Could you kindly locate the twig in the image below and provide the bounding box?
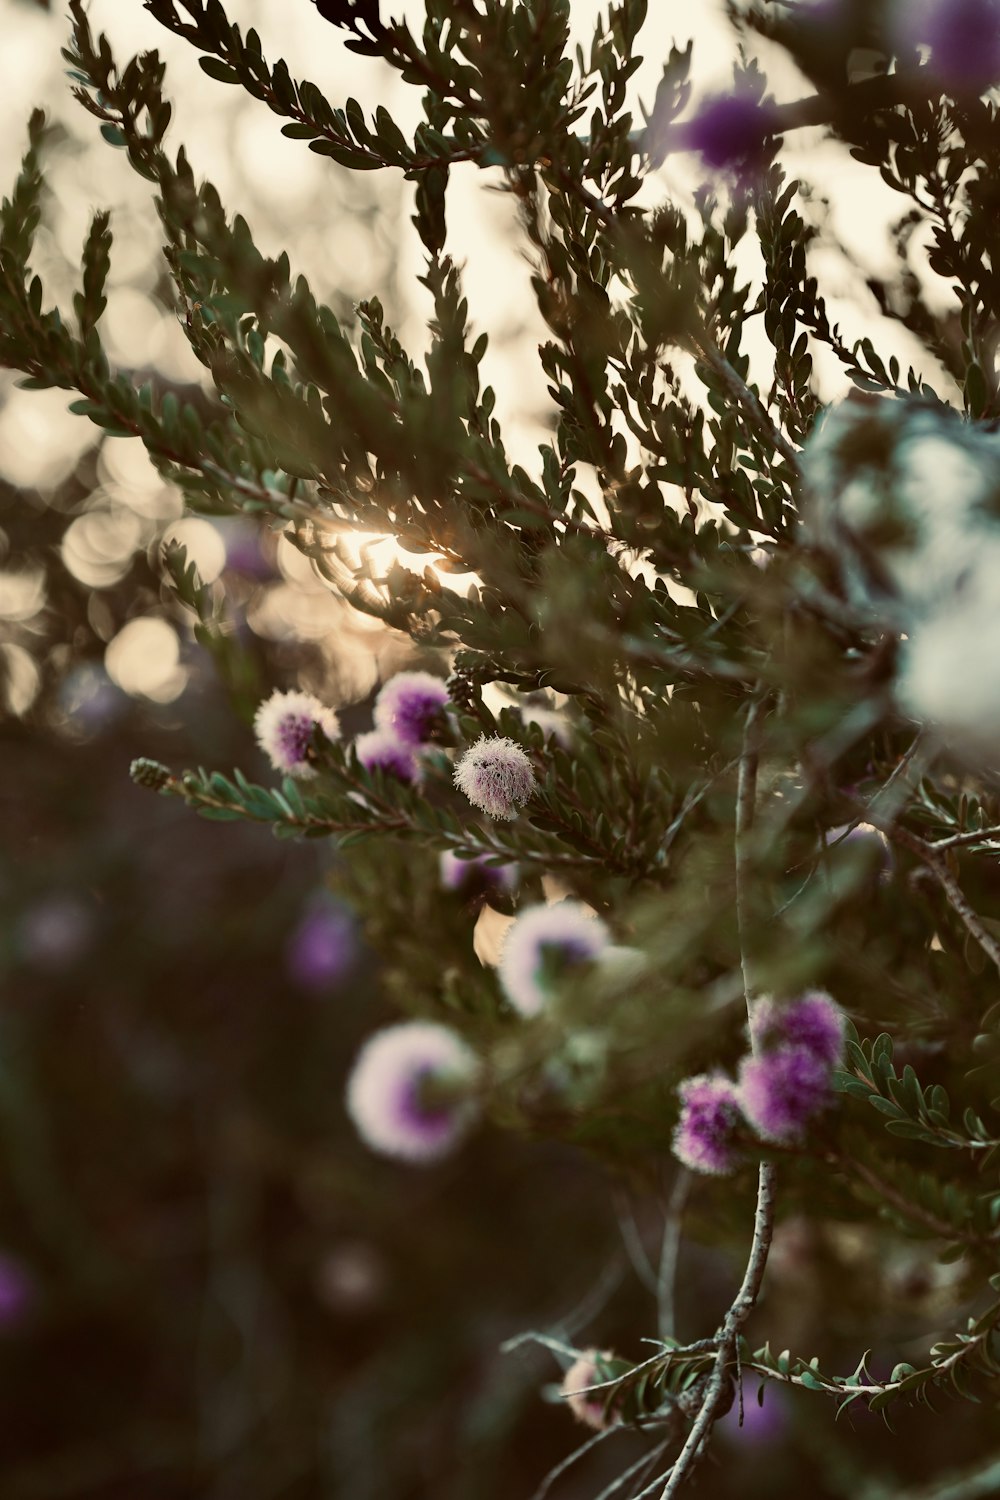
[656,1161,777,1499]
[847,796,1000,979]
[657,1170,690,1343]
[653,698,778,1497]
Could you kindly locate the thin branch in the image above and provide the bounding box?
[848,795,1000,979]
[657,1170,690,1343]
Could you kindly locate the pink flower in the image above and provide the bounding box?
[254,689,339,778]
[373,671,451,744]
[439,850,518,895]
[749,991,846,1069]
[346,1022,480,1164]
[499,901,610,1017]
[672,1072,744,1176]
[738,1044,831,1143]
[355,728,420,782]
[678,82,781,176]
[890,0,1000,95]
[453,735,536,820]
[561,1349,618,1431]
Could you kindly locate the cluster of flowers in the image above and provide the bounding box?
[672,991,846,1175]
[253,671,453,783]
[803,398,1000,752]
[346,898,611,1164]
[254,672,541,822]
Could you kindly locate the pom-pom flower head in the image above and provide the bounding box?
[374,671,451,744]
[355,728,420,782]
[440,850,518,895]
[561,1349,618,1431]
[890,0,1000,95]
[499,901,610,1017]
[346,1021,480,1164]
[749,991,846,1069]
[679,82,781,176]
[453,735,536,820]
[254,689,339,778]
[672,1072,744,1176]
[738,1044,831,1143]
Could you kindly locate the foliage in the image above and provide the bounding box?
[3,0,1000,1495]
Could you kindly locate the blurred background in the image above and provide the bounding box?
[0,0,992,1495]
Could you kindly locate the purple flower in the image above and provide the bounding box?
[286,901,357,990]
[718,1383,788,1447]
[254,689,340,778]
[0,1255,33,1328]
[355,728,420,782]
[453,735,536,821]
[561,1349,619,1431]
[373,671,451,744]
[672,1072,744,1176]
[749,991,846,1069]
[824,821,894,879]
[680,84,781,175]
[738,1043,831,1143]
[499,901,610,1017]
[346,1021,480,1164]
[892,0,1000,94]
[439,850,518,895]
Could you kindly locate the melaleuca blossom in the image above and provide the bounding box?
[560,1349,619,1431]
[889,0,1000,94]
[354,727,420,782]
[253,689,340,778]
[671,1073,744,1175]
[373,670,451,744]
[677,80,781,176]
[346,1021,480,1164]
[499,901,610,1017]
[738,992,846,1142]
[453,735,536,820]
[738,1044,832,1143]
[439,850,518,896]
[748,991,846,1069]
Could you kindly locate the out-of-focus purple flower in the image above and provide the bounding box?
[561,1349,618,1431]
[19,895,93,973]
[718,1382,788,1446]
[217,520,274,580]
[254,689,340,778]
[346,1021,480,1164]
[439,850,518,896]
[286,901,357,990]
[374,671,451,744]
[679,83,781,175]
[453,735,536,820]
[672,1072,744,1176]
[0,1254,33,1328]
[354,728,420,782]
[499,901,610,1017]
[749,991,846,1069]
[891,0,1000,94]
[739,1043,831,1142]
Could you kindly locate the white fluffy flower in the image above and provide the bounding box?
[897,606,1000,743]
[499,901,610,1017]
[346,1021,480,1164]
[253,689,340,778]
[453,735,536,820]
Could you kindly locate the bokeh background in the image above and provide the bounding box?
[0,0,992,1495]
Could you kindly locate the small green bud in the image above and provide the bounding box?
[130,757,172,791]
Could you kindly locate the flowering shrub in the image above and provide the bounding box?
[4,0,1000,1495]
